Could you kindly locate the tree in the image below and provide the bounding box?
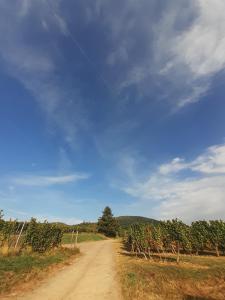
[97,206,119,237]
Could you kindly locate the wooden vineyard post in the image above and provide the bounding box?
[71,230,74,245]
[15,221,25,249]
[75,230,78,248]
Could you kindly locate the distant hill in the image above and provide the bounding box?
[49,216,159,232]
[116,216,159,228]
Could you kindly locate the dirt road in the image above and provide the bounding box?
[18,240,122,300]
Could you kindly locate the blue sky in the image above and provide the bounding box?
[0,0,225,223]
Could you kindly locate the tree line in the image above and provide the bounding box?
[126,219,225,263]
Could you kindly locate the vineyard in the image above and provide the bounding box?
[125,219,225,262]
[0,210,81,296]
[0,211,63,254]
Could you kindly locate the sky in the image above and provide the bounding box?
[0,0,225,224]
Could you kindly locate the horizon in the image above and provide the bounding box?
[2,213,156,225]
[1,0,225,224]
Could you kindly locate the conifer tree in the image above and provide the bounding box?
[97,206,119,237]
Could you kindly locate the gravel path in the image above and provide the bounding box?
[18,240,122,300]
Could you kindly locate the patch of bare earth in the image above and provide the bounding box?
[4,240,122,300]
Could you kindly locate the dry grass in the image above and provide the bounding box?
[115,242,225,300]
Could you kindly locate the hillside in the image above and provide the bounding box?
[116,216,159,228]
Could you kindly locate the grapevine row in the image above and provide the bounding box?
[125,219,225,262]
[0,211,63,253]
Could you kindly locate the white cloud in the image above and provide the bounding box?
[121,142,225,221]
[1,0,224,126]
[95,0,225,108]
[176,85,209,108]
[156,0,225,107]
[159,143,225,175]
[158,176,225,220]
[11,173,90,187]
[159,157,187,175]
[191,144,225,174]
[174,0,225,78]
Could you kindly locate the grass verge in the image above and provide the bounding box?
[0,247,79,296]
[116,242,225,300]
[62,232,106,244]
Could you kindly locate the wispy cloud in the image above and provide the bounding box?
[154,0,225,107]
[120,142,225,221]
[89,0,225,109]
[0,0,88,148]
[11,173,90,187]
[0,0,224,153]
[0,187,101,224]
[173,0,225,78]
[159,144,225,175]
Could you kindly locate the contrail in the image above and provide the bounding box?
[45,0,113,93]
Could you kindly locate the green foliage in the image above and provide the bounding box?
[190,220,209,254]
[116,216,159,228]
[0,210,4,232]
[126,219,225,261]
[55,222,97,233]
[34,215,158,235]
[0,220,17,247]
[24,218,63,253]
[62,232,106,244]
[0,248,79,294]
[208,220,225,256]
[0,216,22,249]
[162,219,192,261]
[97,206,119,237]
